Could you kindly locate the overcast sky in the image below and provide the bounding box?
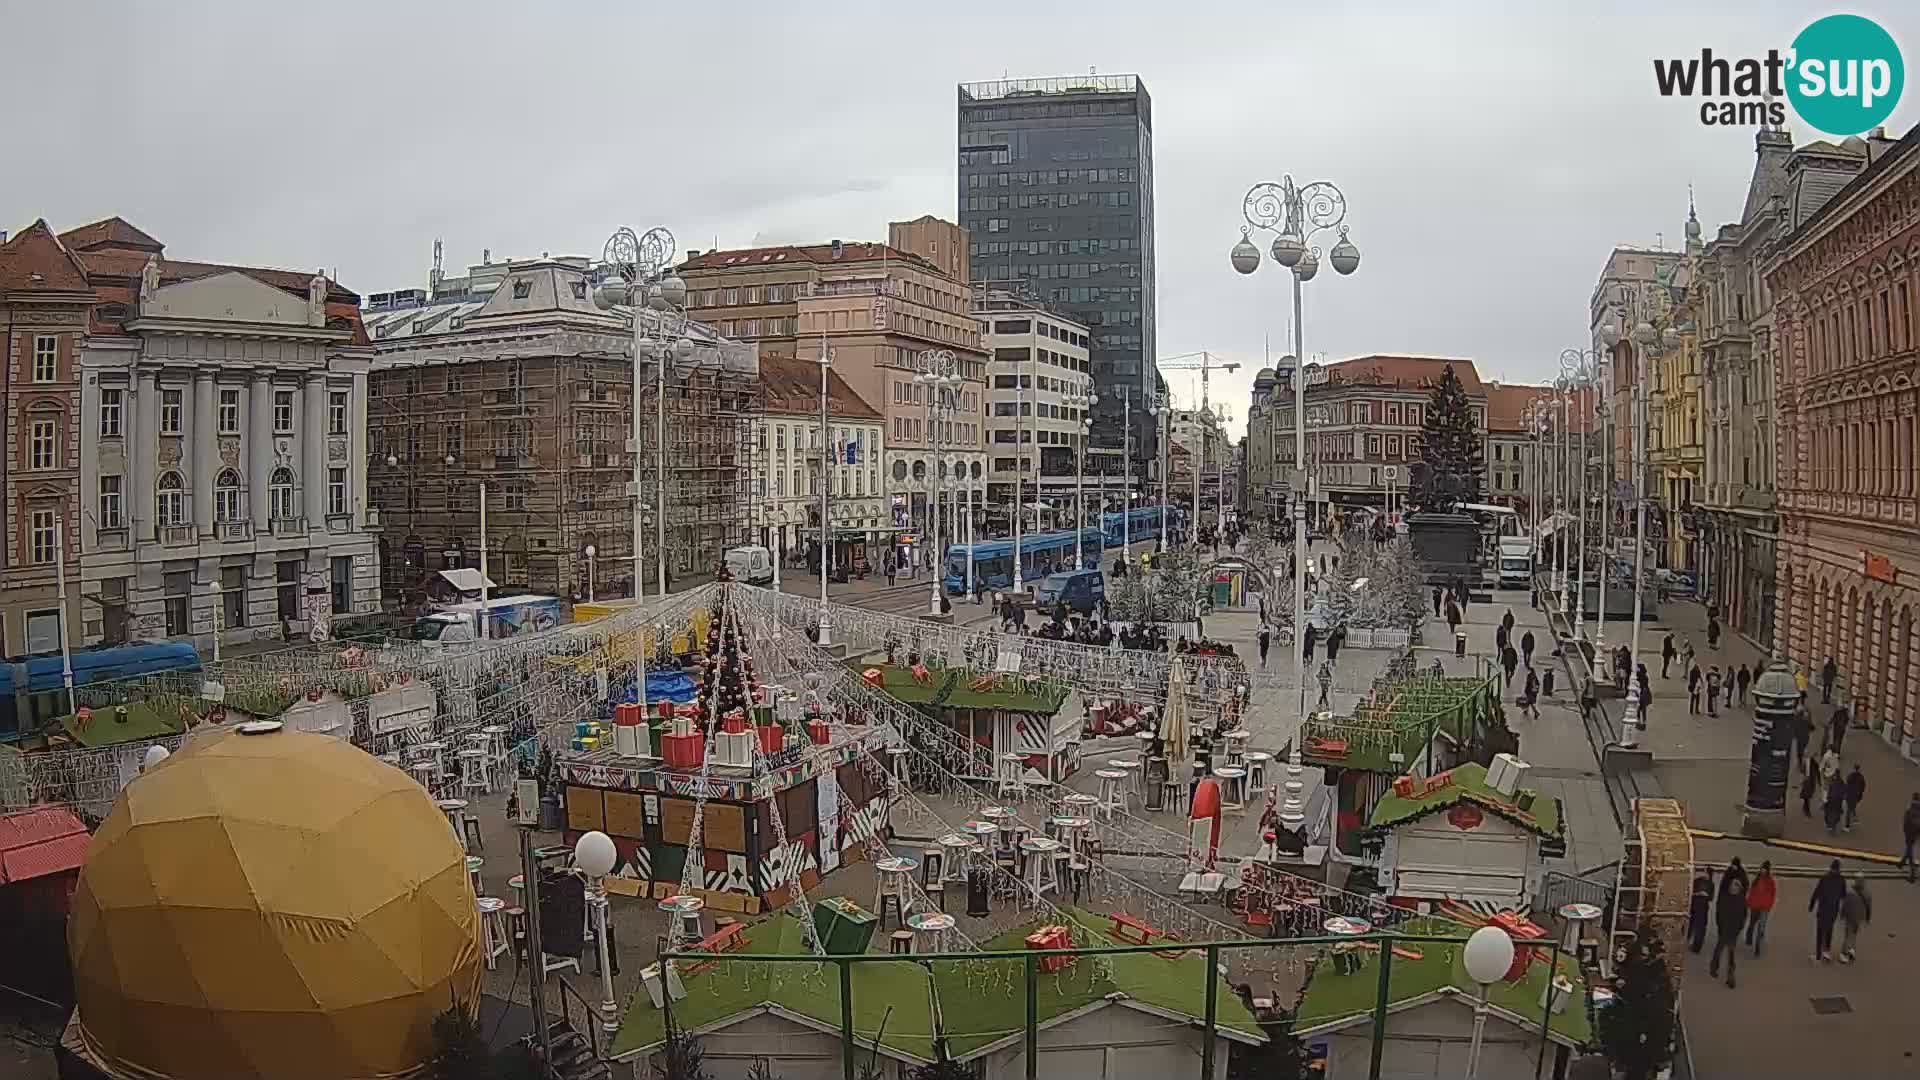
[4,2,1911,437]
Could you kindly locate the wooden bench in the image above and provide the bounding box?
[1109,912,1160,947]
[681,921,748,974]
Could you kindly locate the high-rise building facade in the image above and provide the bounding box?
[957,75,1156,470]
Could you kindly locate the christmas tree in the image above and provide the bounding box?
[693,597,759,734]
[1411,363,1484,514]
[1596,927,1677,1080]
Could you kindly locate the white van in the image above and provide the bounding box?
[724,545,775,585]
[1497,538,1535,589]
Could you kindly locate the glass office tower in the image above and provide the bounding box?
[958,75,1157,476]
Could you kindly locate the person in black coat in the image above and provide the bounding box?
[1432,587,1443,617]
[1687,869,1713,953]
[1520,630,1536,669]
[1844,765,1866,830]
[1501,645,1519,685]
[1810,860,1847,962]
[1799,769,1819,818]
[1708,858,1749,987]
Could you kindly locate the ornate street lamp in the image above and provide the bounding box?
[1232,175,1360,832]
[916,350,961,615]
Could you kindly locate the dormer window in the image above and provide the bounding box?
[512,280,533,300]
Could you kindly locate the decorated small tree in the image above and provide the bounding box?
[1410,363,1485,514]
[1597,927,1677,1080]
[427,1004,491,1080]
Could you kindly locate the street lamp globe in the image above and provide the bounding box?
[645,283,670,312]
[444,454,455,466]
[573,830,618,877]
[1631,320,1656,347]
[635,333,657,357]
[385,454,397,468]
[592,277,627,311]
[1463,925,1515,985]
[1230,230,1261,275]
[673,337,696,363]
[584,544,596,559]
[1599,322,1620,348]
[1296,247,1321,282]
[1328,228,1361,276]
[657,274,688,308]
[1269,229,1306,268]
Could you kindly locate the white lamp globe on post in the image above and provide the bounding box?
[142,744,170,772]
[573,829,621,1034]
[1462,925,1516,1080]
[385,454,397,468]
[1328,227,1361,276]
[584,544,597,603]
[1230,230,1262,275]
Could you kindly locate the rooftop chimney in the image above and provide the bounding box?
[830,239,844,259]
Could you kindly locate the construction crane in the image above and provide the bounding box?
[1155,351,1242,536]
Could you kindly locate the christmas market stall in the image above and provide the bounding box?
[853,657,1076,782]
[1362,757,1565,912]
[1299,659,1511,857]
[554,601,893,915]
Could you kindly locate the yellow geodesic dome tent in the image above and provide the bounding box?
[67,724,481,1080]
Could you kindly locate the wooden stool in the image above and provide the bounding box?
[889,929,914,955]
[458,748,492,798]
[1160,779,1188,815]
[477,897,509,970]
[996,753,1026,801]
[1094,769,1127,822]
[1245,751,1272,796]
[1019,837,1061,905]
[878,893,904,929]
[505,906,528,961]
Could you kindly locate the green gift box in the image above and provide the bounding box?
[811,897,877,956]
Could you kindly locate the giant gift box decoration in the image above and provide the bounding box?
[1024,924,1074,974]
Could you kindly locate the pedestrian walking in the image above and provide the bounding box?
[1723,667,1736,709]
[1735,663,1751,705]
[1635,664,1650,710]
[1257,625,1271,669]
[1823,774,1847,835]
[1795,666,1809,698]
[1520,630,1536,669]
[1819,744,1841,786]
[1326,627,1343,666]
[1501,608,1515,637]
[1317,661,1333,710]
[1432,587,1443,617]
[1800,769,1819,818]
[1687,869,1713,953]
[1820,656,1839,703]
[1543,666,1556,698]
[1844,764,1866,831]
[1303,624,1318,664]
[1839,876,1872,964]
[1810,860,1846,962]
[1445,600,1461,636]
[1662,633,1676,678]
[1688,664,1702,715]
[1707,615,1721,649]
[1791,700,1812,773]
[1827,706,1850,757]
[1706,667,1721,717]
[1708,858,1748,987]
[1680,640,1695,677]
[1745,861,1776,955]
[1901,793,1920,884]
[1501,645,1519,686]
[1521,669,1540,718]
[1495,622,1509,654]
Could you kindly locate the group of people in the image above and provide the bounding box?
[1492,609,1554,717]
[1688,857,1874,981]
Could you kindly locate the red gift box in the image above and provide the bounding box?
[1024,925,1073,974]
[806,719,831,745]
[615,703,643,728]
[660,731,704,770]
[756,724,785,755]
[656,701,675,721]
[1392,775,1415,798]
[722,710,748,735]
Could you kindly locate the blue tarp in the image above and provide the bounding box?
[644,670,696,704]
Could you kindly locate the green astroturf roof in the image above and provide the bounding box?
[1294,917,1592,1046]
[1366,761,1562,840]
[852,661,1069,714]
[610,906,1263,1061]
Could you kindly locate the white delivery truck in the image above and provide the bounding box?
[411,595,563,646]
[723,545,775,585]
[1497,537,1535,589]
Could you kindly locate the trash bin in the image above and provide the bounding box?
[1455,632,1467,658]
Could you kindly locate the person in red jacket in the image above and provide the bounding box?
[1745,860,1777,955]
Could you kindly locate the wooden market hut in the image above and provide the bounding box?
[857,662,1075,782]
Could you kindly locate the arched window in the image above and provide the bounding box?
[270,467,296,521]
[214,469,242,522]
[157,472,186,527]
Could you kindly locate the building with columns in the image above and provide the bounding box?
[1766,123,1920,745]
[0,222,91,658]
[753,355,886,564]
[63,218,378,649]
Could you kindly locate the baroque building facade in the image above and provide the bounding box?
[1767,125,1920,746]
[65,218,379,648]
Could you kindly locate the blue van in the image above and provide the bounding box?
[1035,569,1105,615]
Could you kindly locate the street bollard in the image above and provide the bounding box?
[1455,632,1467,658]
